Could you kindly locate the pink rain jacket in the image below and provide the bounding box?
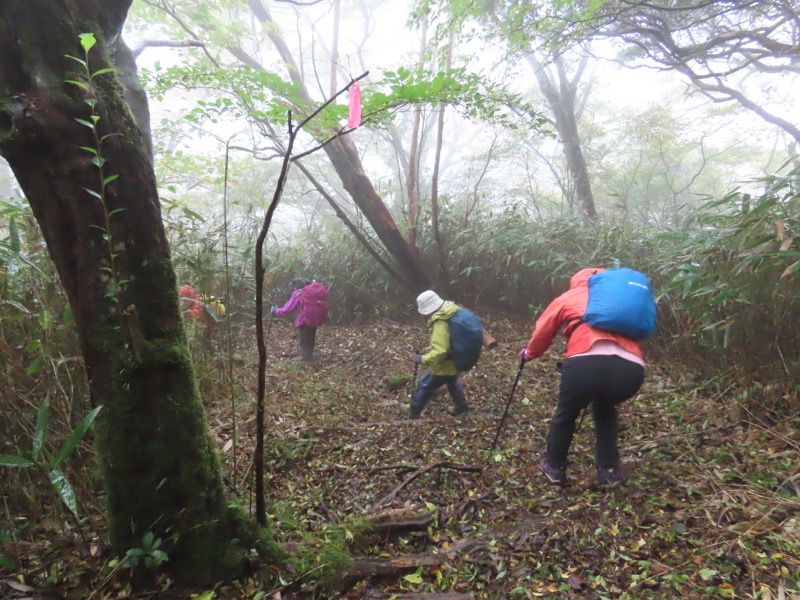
[274,289,305,328]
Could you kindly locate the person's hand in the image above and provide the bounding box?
[270,306,277,315]
[412,354,423,365]
[518,348,529,363]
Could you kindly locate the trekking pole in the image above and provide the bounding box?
[409,349,420,404]
[489,357,526,452]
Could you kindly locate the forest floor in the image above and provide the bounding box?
[2,315,800,599]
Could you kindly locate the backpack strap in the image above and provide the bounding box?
[563,316,584,337]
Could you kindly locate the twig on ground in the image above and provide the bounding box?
[372,462,483,510]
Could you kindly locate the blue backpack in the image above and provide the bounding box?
[571,268,656,340]
[447,307,484,371]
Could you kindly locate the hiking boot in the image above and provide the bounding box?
[446,405,469,416]
[597,464,626,489]
[539,458,567,486]
[399,403,421,419]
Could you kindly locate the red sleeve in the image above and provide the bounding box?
[524,288,585,359]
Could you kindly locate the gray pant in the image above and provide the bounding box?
[410,373,467,417]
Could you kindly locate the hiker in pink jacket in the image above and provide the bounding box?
[272,278,329,361]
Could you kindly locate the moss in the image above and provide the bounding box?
[286,526,353,591]
[4,9,267,587]
[385,373,411,391]
[87,277,262,584]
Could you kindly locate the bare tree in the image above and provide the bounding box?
[525,49,598,221]
[586,0,800,146]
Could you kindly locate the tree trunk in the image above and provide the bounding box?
[323,136,433,291]
[430,37,453,293]
[527,52,598,222]
[329,0,340,97]
[247,0,433,292]
[0,1,259,584]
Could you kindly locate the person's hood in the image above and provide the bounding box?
[429,300,458,323]
[570,267,606,289]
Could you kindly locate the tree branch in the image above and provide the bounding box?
[132,38,204,59]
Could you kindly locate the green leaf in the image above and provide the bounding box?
[8,217,20,252]
[181,207,206,221]
[53,405,102,468]
[0,455,35,468]
[49,469,78,516]
[63,304,73,326]
[5,299,30,314]
[671,522,688,535]
[83,188,102,200]
[143,531,155,549]
[91,67,115,78]
[74,118,95,129]
[26,355,45,375]
[32,399,50,460]
[699,568,718,581]
[78,33,96,53]
[38,309,53,332]
[104,174,120,186]
[152,550,168,562]
[403,566,424,583]
[64,55,87,68]
[65,80,89,91]
[79,146,99,155]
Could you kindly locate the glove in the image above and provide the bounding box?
[412,354,423,365]
[518,347,529,363]
[270,306,277,315]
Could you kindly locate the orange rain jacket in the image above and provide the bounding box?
[523,268,644,361]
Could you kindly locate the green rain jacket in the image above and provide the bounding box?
[421,300,459,376]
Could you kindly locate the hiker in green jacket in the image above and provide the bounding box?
[401,290,469,419]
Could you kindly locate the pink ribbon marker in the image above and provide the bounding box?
[347,80,362,129]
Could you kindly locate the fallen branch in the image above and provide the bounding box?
[348,554,444,579]
[368,463,419,475]
[373,462,483,510]
[365,592,474,600]
[442,490,497,522]
[361,508,435,534]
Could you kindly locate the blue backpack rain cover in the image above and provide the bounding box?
[583,268,656,340]
[447,308,484,371]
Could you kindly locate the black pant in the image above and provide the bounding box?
[298,325,316,361]
[547,355,644,469]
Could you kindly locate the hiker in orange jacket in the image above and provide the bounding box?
[519,268,645,489]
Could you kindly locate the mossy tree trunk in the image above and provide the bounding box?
[0,1,259,584]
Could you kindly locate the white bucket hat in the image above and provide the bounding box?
[416,290,444,315]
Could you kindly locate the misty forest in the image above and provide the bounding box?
[1,0,799,598]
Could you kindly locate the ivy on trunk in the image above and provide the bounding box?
[0,0,263,585]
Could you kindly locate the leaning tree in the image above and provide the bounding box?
[0,0,261,584]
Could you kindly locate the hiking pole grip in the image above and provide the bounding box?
[489,357,526,453]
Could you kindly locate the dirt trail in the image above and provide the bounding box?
[208,316,800,598]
